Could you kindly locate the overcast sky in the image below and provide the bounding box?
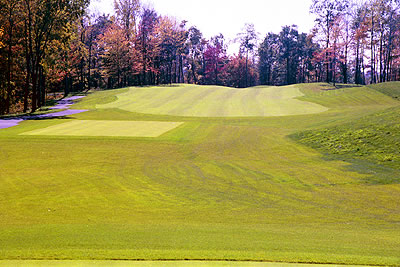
[89,0,316,53]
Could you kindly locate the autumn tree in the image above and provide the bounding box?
[311,0,349,83]
[137,7,159,85]
[22,0,89,112]
[0,0,22,114]
[236,23,258,87]
[297,33,320,83]
[156,17,188,84]
[351,2,368,84]
[368,0,400,83]
[202,34,228,85]
[258,33,279,85]
[98,22,136,88]
[186,26,204,84]
[114,0,140,41]
[279,25,300,85]
[88,14,112,89]
[258,26,320,86]
[226,54,258,88]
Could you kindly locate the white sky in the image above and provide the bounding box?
[89,0,316,54]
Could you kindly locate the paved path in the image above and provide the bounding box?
[0,96,88,129]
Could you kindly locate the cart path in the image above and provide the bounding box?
[0,96,88,129]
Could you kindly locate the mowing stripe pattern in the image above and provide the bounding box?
[20,120,184,137]
[96,85,328,117]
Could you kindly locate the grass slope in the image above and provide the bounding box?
[293,82,400,185]
[367,81,400,99]
[96,84,328,117]
[0,83,400,265]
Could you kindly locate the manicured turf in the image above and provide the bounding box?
[0,260,371,267]
[0,83,400,266]
[20,120,184,137]
[96,84,328,117]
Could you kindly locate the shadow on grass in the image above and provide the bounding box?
[289,132,400,185]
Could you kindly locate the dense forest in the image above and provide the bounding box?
[0,0,399,114]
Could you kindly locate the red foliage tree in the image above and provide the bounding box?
[203,34,228,85]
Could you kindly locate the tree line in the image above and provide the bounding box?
[260,0,400,86]
[0,0,399,115]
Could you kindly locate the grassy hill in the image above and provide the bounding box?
[0,83,400,265]
[94,84,327,117]
[293,82,400,185]
[367,81,400,99]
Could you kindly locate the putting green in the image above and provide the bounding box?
[20,120,183,137]
[96,84,328,117]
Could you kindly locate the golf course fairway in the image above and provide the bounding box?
[0,83,400,266]
[0,260,373,266]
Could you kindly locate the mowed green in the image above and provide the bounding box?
[0,83,400,266]
[20,120,184,137]
[0,260,371,267]
[96,84,328,117]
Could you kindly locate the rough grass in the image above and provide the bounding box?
[95,84,328,117]
[293,82,400,185]
[292,105,400,185]
[20,120,184,137]
[0,83,400,265]
[367,81,400,99]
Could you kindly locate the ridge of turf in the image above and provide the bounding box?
[94,84,328,117]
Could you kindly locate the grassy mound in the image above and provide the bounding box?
[95,84,328,117]
[293,105,400,184]
[367,81,400,99]
[296,83,398,108]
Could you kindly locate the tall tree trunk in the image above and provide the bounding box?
[332,38,337,86]
[176,56,181,83]
[31,65,38,112]
[326,12,331,84]
[370,10,375,84]
[286,57,290,85]
[343,28,349,84]
[355,43,360,84]
[245,50,249,87]
[23,67,31,113]
[180,55,184,83]
[80,57,84,91]
[6,20,13,114]
[361,46,366,84]
[215,60,218,85]
[23,17,31,113]
[379,31,384,82]
[191,57,197,84]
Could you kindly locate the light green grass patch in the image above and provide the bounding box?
[20,120,183,137]
[96,84,328,117]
